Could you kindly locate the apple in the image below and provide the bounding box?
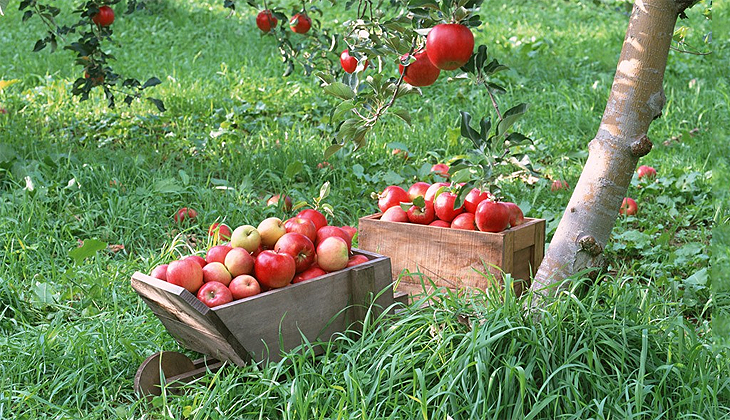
[475,200,511,233]
[431,163,450,178]
[205,244,233,265]
[84,70,104,87]
[255,9,278,33]
[229,275,261,300]
[503,202,525,227]
[399,50,441,87]
[340,49,368,73]
[424,182,450,202]
[185,255,207,269]
[347,254,370,267]
[315,226,352,252]
[174,207,197,223]
[290,13,311,34]
[620,197,638,216]
[230,225,261,253]
[292,266,327,284]
[224,247,255,277]
[392,148,409,159]
[296,209,328,232]
[284,217,317,243]
[407,200,436,225]
[637,165,657,179]
[208,223,232,242]
[429,220,451,228]
[551,180,569,192]
[196,281,233,308]
[150,264,168,281]
[0,108,7,114]
[275,232,316,273]
[407,182,431,201]
[377,185,410,213]
[426,24,474,70]
[464,188,491,214]
[434,191,464,222]
[92,5,115,26]
[450,212,477,230]
[254,250,296,289]
[340,225,357,242]
[266,194,292,211]
[257,217,287,248]
[166,258,204,293]
[380,206,409,222]
[202,262,233,286]
[316,236,350,272]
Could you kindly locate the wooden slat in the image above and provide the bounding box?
[533,219,546,269]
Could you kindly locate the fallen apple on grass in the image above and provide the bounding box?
[174,207,197,223]
[620,197,638,216]
[550,180,569,192]
[208,222,232,242]
[430,163,450,178]
[637,165,657,180]
[266,194,292,211]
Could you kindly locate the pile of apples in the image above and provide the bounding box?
[375,181,525,233]
[149,209,366,308]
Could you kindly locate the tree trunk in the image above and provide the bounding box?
[530,0,696,295]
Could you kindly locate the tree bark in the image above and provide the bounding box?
[530,0,696,296]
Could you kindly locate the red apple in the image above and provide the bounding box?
[266,194,292,211]
[340,49,369,73]
[208,223,232,242]
[166,258,204,293]
[174,207,197,223]
[434,191,464,222]
[92,5,115,26]
[202,262,233,286]
[229,275,261,300]
[424,182,450,202]
[150,264,168,281]
[464,188,491,213]
[503,202,525,227]
[475,200,511,233]
[316,236,350,272]
[254,250,296,289]
[398,50,441,87]
[377,185,410,213]
[346,254,370,267]
[407,182,431,201]
[292,266,327,284]
[429,220,451,228]
[224,247,255,277]
[340,225,357,242]
[620,197,638,216]
[407,200,436,225]
[380,206,409,222]
[551,180,569,192]
[205,245,233,265]
[431,163,450,178]
[255,9,278,33]
[450,212,477,230]
[284,217,317,243]
[196,281,233,308]
[230,225,261,253]
[257,217,287,248]
[296,209,328,232]
[637,165,657,180]
[425,24,474,70]
[289,13,311,34]
[275,232,316,273]
[185,255,207,269]
[315,226,352,252]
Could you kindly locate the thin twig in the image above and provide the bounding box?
[670,45,712,56]
[484,82,502,121]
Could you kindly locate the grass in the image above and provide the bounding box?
[0,0,727,418]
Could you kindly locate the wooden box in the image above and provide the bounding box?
[131,249,394,366]
[358,215,545,292]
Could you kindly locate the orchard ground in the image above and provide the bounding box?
[0,0,728,418]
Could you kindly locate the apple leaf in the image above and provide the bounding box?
[399,202,414,212]
[319,181,331,201]
[0,0,7,16]
[460,111,482,147]
[285,161,303,179]
[323,82,355,100]
[324,143,343,160]
[413,195,426,208]
[333,100,355,121]
[391,108,412,126]
[69,239,108,265]
[496,103,528,138]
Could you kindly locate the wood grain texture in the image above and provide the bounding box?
[359,215,546,290]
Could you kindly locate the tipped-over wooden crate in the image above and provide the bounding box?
[131,249,394,366]
[358,214,545,295]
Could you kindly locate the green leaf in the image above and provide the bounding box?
[69,239,108,265]
[324,143,343,159]
[454,181,475,209]
[141,77,162,89]
[178,169,190,185]
[285,161,303,179]
[451,168,473,184]
[152,178,182,194]
[333,100,355,121]
[460,111,482,146]
[413,195,426,208]
[319,181,331,201]
[0,0,8,16]
[315,71,335,85]
[323,82,355,100]
[496,103,529,137]
[391,108,412,126]
[483,58,509,76]
[506,132,532,145]
[147,97,166,112]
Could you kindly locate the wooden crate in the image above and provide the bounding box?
[131,249,394,366]
[358,215,545,292]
